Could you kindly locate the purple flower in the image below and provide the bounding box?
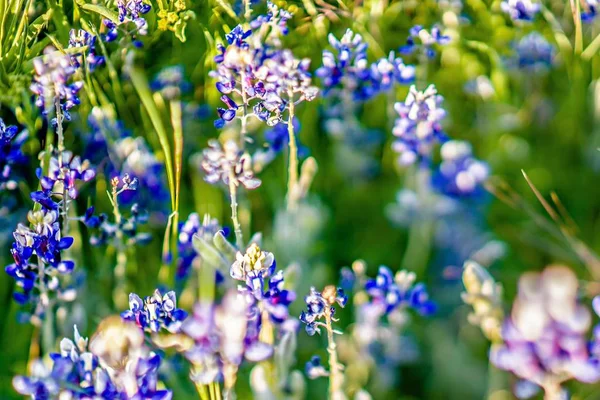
[432,140,489,199]
[38,151,96,200]
[305,355,329,379]
[491,266,600,393]
[500,0,540,22]
[582,0,599,22]
[513,33,555,72]
[5,209,76,315]
[68,29,105,72]
[365,266,436,316]
[121,289,188,333]
[30,47,83,118]
[299,286,347,336]
[399,25,450,58]
[151,65,191,100]
[392,84,447,166]
[201,139,261,190]
[0,119,27,191]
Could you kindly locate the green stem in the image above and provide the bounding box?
[111,187,128,309]
[170,100,184,284]
[286,90,298,210]
[228,171,244,249]
[325,310,343,398]
[571,0,583,54]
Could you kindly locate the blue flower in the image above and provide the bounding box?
[399,25,450,58]
[432,140,489,199]
[392,84,447,166]
[365,266,436,316]
[582,0,599,22]
[500,0,540,22]
[0,119,27,191]
[68,29,105,72]
[37,151,96,200]
[5,209,76,313]
[305,355,329,379]
[121,289,188,333]
[299,286,346,335]
[30,47,83,118]
[513,33,555,72]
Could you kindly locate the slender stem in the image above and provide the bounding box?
[325,309,344,398]
[239,71,249,148]
[111,187,128,309]
[170,99,184,285]
[223,363,238,400]
[571,0,583,54]
[286,89,299,210]
[228,171,244,249]
[195,382,210,400]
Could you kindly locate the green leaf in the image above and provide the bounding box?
[213,231,237,261]
[192,235,230,271]
[79,3,120,24]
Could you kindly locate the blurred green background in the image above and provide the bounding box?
[3,0,600,398]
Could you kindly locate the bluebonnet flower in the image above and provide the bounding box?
[392,84,447,166]
[231,244,296,324]
[103,0,151,44]
[365,266,436,316]
[121,289,188,333]
[500,0,540,22]
[151,65,191,100]
[400,25,451,58]
[5,209,76,317]
[316,30,370,97]
[582,0,599,22]
[369,51,416,92]
[36,151,96,200]
[177,213,226,281]
[513,33,555,72]
[88,316,173,398]
[0,119,27,191]
[491,266,600,397]
[68,29,105,72]
[299,286,347,336]
[250,1,292,46]
[30,47,83,119]
[201,139,261,189]
[305,355,329,379]
[182,290,273,386]
[432,140,489,199]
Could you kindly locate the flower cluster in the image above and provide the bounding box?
[104,0,152,44]
[12,325,170,400]
[86,200,151,247]
[365,266,436,316]
[432,140,490,199]
[30,47,83,119]
[36,151,96,204]
[68,29,105,72]
[513,33,555,72]
[491,266,600,395]
[122,289,188,333]
[212,18,317,128]
[0,119,27,191]
[5,209,76,313]
[300,285,347,335]
[392,84,447,166]
[182,290,274,384]
[399,25,451,58]
[500,0,540,22]
[250,1,292,45]
[317,30,415,100]
[201,139,261,189]
[231,244,296,325]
